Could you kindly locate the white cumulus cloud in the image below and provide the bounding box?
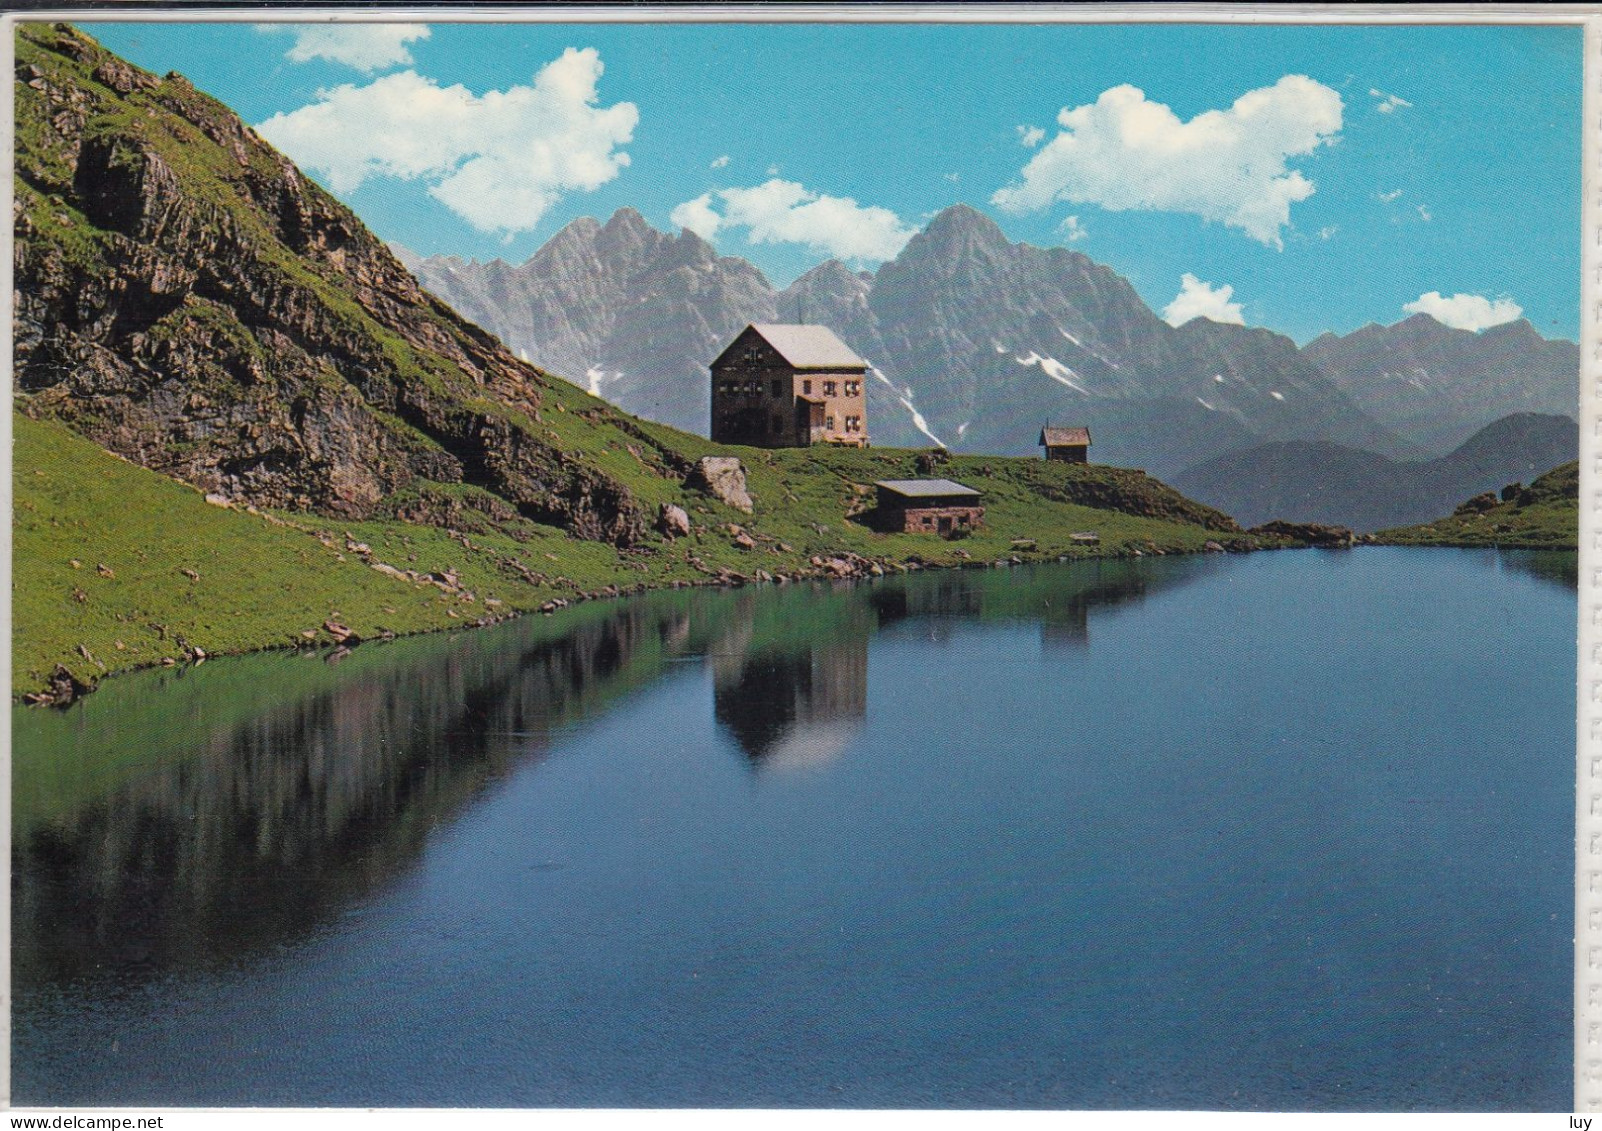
[1162,274,1246,327]
[258,23,431,72]
[673,178,916,262]
[710,154,730,169]
[1058,215,1088,242]
[1017,124,1045,148]
[992,75,1342,248]
[1403,291,1523,332]
[1369,87,1412,114]
[256,48,637,235]
[670,193,722,240]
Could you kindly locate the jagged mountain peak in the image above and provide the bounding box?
[790,258,865,288]
[901,203,1011,258]
[1479,317,1542,344]
[603,205,650,232]
[398,183,1572,476]
[592,207,662,262]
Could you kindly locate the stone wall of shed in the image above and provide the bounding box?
[881,504,985,535]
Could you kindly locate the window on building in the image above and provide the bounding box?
[823,381,838,397]
[845,381,860,397]
[845,415,860,433]
[771,379,782,397]
[802,379,812,395]
[825,415,835,431]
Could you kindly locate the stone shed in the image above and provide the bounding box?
[873,479,984,535]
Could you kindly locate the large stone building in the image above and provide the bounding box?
[710,324,868,448]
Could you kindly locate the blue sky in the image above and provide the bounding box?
[81,17,1583,343]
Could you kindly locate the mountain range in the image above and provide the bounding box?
[398,205,1579,490]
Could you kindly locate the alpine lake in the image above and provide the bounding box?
[12,546,1577,1110]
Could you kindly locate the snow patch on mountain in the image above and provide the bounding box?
[1017,351,1087,394]
[874,365,945,447]
[585,367,625,396]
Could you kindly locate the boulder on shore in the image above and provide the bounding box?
[686,456,754,514]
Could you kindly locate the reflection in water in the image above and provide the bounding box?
[14,557,1201,990]
[14,599,702,986]
[713,599,871,771]
[1038,564,1159,649]
[10,548,1574,1110]
[711,559,1175,763]
[1499,548,1578,589]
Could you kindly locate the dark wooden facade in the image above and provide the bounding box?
[874,479,984,535]
[1040,425,1092,463]
[711,324,868,448]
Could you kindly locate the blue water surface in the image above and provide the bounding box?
[12,547,1575,1109]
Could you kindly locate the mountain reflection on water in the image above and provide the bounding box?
[14,557,1187,987]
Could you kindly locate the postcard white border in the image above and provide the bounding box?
[4,5,1596,1123]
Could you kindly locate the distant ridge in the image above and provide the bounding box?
[1170,412,1579,531]
[1304,313,1578,453]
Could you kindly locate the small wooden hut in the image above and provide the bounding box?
[1039,425,1092,463]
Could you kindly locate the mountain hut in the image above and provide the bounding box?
[1040,425,1092,463]
[710,324,869,448]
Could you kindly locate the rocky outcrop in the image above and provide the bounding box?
[1247,520,1356,547]
[14,23,656,545]
[1454,491,1500,516]
[686,456,754,513]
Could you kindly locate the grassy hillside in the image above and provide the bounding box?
[16,409,1269,698]
[1374,461,1579,549]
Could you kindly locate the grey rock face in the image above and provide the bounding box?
[407,210,776,434]
[1304,313,1580,456]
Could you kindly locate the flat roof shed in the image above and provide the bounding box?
[874,478,982,500]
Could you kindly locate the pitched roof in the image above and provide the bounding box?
[875,478,982,499]
[747,324,867,369]
[1040,425,1092,447]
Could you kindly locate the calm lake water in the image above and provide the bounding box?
[12,547,1576,1110]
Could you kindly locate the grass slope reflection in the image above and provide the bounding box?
[15,559,1186,990]
[15,599,698,984]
